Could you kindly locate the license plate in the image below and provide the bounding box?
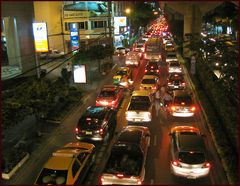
[174,86,178,88]
[86,131,92,135]
[135,119,141,122]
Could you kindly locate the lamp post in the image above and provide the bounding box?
[125,8,131,44]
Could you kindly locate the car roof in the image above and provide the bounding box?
[102,85,119,91]
[173,90,192,97]
[132,90,151,97]
[117,67,129,71]
[44,156,72,170]
[171,126,200,134]
[142,75,158,79]
[84,106,108,117]
[118,129,143,145]
[178,135,205,152]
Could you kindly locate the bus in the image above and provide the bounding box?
[144,38,163,61]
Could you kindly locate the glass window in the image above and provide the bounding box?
[178,152,205,164]
[72,160,80,178]
[36,168,67,184]
[78,22,85,29]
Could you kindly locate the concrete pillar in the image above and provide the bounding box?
[3,17,21,68]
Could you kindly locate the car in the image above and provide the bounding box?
[125,90,153,123]
[168,60,182,73]
[165,44,175,52]
[96,85,124,109]
[168,90,197,117]
[167,73,186,90]
[169,126,211,179]
[166,52,178,63]
[100,125,150,185]
[115,47,129,56]
[75,106,117,141]
[144,61,161,76]
[125,51,141,67]
[35,142,95,185]
[113,67,133,88]
[40,49,65,59]
[132,41,145,58]
[140,75,159,94]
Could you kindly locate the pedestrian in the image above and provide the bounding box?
[190,53,196,75]
[162,91,173,107]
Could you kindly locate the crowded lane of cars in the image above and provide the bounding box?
[32,15,228,185]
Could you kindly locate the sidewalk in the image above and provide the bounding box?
[1,58,117,184]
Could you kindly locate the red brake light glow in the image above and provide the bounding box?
[99,128,104,135]
[171,106,176,111]
[191,106,196,111]
[117,173,124,178]
[172,160,180,166]
[75,128,79,133]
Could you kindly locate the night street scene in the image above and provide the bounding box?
[1,1,239,185]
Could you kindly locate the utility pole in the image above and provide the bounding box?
[107,1,113,46]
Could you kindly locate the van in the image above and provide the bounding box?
[144,38,163,60]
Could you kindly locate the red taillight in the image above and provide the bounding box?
[157,70,159,72]
[100,176,104,183]
[171,106,176,111]
[137,180,142,185]
[203,162,211,168]
[99,128,104,135]
[75,128,79,133]
[144,69,148,72]
[116,173,124,178]
[111,100,116,104]
[172,160,180,166]
[182,82,186,86]
[152,86,157,90]
[151,66,154,69]
[190,106,196,111]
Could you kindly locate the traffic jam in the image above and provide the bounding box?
[35,15,215,185]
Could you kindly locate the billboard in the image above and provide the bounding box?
[32,22,49,52]
[114,16,127,34]
[73,65,87,83]
[70,23,79,51]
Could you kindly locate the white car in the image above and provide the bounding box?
[125,51,140,67]
[166,52,178,63]
[169,126,211,179]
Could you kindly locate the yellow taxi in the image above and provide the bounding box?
[35,142,95,185]
[113,67,132,88]
[140,75,159,94]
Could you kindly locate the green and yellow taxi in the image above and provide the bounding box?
[35,142,95,185]
[113,67,132,88]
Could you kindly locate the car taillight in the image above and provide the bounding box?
[168,82,171,85]
[100,176,104,183]
[171,106,176,111]
[137,179,142,185]
[157,70,159,73]
[140,86,143,89]
[172,160,180,167]
[75,127,79,133]
[190,106,196,111]
[151,66,154,69]
[144,53,147,58]
[116,173,124,178]
[203,162,211,168]
[111,100,116,104]
[144,69,148,73]
[182,82,186,86]
[99,128,104,135]
[152,86,157,90]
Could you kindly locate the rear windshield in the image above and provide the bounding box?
[169,75,184,81]
[146,45,160,52]
[167,53,177,58]
[178,152,205,164]
[142,79,156,84]
[129,102,150,110]
[36,168,67,185]
[174,96,192,105]
[99,90,116,97]
[116,71,127,76]
[104,144,143,176]
[169,62,180,67]
[78,117,103,130]
[131,96,150,103]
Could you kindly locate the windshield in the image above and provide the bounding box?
[178,152,205,164]
[116,71,127,76]
[169,62,180,67]
[79,117,103,130]
[146,45,160,52]
[105,144,143,176]
[36,168,67,185]
[99,90,116,98]
[142,79,156,84]
[174,96,192,105]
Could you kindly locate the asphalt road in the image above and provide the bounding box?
[2,55,228,185]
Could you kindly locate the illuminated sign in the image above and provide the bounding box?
[73,65,87,83]
[70,23,79,51]
[32,22,49,52]
[114,16,126,34]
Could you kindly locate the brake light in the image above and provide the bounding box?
[137,180,142,185]
[99,128,104,135]
[145,69,148,73]
[182,82,186,86]
[75,128,79,133]
[172,160,180,166]
[100,176,104,183]
[152,86,157,90]
[157,70,159,73]
[151,66,154,69]
[203,162,211,168]
[171,106,176,111]
[190,106,196,111]
[111,100,116,104]
[168,82,171,85]
[116,173,124,178]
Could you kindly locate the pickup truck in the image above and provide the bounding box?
[125,90,153,123]
[100,126,150,185]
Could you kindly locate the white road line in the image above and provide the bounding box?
[153,135,157,146]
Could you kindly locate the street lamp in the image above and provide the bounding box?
[125,8,132,42]
[125,8,131,14]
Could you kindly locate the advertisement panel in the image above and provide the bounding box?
[32,22,49,52]
[114,16,126,34]
[73,65,87,83]
[70,23,79,51]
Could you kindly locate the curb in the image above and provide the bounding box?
[2,153,30,180]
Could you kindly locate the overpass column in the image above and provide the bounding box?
[184,4,202,39]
